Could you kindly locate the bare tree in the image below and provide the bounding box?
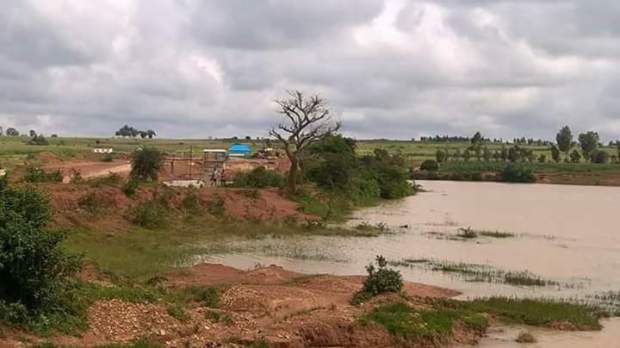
[270,91,341,194]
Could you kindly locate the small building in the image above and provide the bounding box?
[93,148,114,154]
[228,143,252,157]
[203,149,228,162]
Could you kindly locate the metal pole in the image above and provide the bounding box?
[189,146,193,179]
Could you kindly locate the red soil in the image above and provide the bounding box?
[3,263,465,348]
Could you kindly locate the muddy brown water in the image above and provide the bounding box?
[204,180,620,345]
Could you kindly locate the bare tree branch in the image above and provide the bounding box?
[270,90,340,193]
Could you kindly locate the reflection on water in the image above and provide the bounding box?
[460,318,620,348]
[204,181,620,345]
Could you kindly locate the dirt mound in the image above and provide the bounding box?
[198,188,313,221]
[1,263,468,348]
[88,300,180,342]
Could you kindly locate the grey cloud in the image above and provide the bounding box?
[0,0,620,141]
[189,0,383,50]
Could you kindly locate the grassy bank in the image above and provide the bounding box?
[363,297,604,343]
[413,160,620,185]
[65,216,384,280]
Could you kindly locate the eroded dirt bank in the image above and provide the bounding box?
[1,263,468,348]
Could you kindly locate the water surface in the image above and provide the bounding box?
[205,181,620,345]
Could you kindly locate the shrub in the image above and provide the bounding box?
[435,150,447,163]
[457,227,477,239]
[131,148,164,181]
[78,192,116,215]
[27,135,49,146]
[181,190,203,215]
[123,178,140,197]
[207,195,226,216]
[352,255,403,304]
[101,154,114,163]
[0,184,81,315]
[232,166,284,188]
[499,164,535,183]
[23,167,63,183]
[90,173,122,188]
[420,159,439,171]
[591,150,610,164]
[130,200,168,229]
[516,331,536,343]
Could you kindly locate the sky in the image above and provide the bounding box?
[1,0,620,141]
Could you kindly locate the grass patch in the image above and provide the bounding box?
[456,227,477,239]
[362,302,488,340]
[63,217,385,280]
[95,338,164,348]
[365,297,603,343]
[178,286,221,308]
[205,310,233,325]
[390,259,557,287]
[478,231,515,238]
[460,297,603,330]
[166,304,189,321]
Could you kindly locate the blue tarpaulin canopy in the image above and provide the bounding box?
[228,143,252,156]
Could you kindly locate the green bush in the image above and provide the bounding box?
[130,200,169,229]
[591,150,610,164]
[207,195,226,216]
[131,148,164,181]
[499,164,535,183]
[78,192,116,215]
[0,184,81,317]
[352,255,403,304]
[232,166,284,188]
[123,178,140,197]
[101,154,114,162]
[420,159,439,171]
[27,135,49,146]
[181,189,203,216]
[23,167,63,183]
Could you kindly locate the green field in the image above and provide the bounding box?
[2,135,619,174]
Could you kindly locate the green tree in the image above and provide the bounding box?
[556,126,573,155]
[591,150,609,164]
[435,149,447,163]
[0,183,81,313]
[508,145,521,162]
[420,159,439,171]
[131,147,164,181]
[550,145,561,163]
[482,147,491,162]
[500,146,508,162]
[463,149,471,162]
[471,131,483,146]
[306,134,356,190]
[570,149,582,163]
[360,149,411,199]
[6,128,19,136]
[578,131,600,161]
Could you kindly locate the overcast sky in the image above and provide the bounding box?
[1,0,620,140]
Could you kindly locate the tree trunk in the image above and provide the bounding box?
[287,158,298,194]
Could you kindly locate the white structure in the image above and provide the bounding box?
[163,180,206,188]
[0,169,6,177]
[93,148,114,154]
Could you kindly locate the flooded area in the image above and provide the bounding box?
[204,180,620,345]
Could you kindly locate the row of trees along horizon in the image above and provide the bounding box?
[432,127,620,165]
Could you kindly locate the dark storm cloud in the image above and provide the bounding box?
[1,0,620,140]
